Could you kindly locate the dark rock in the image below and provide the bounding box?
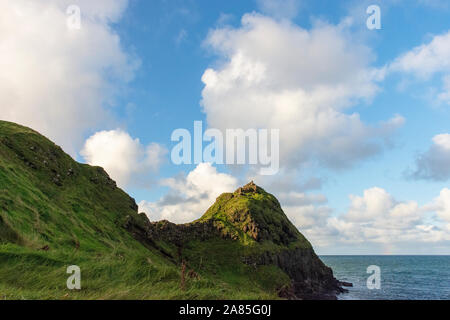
[124,182,347,300]
[278,285,298,300]
[129,198,138,212]
[236,181,258,195]
[339,281,353,287]
[52,174,63,186]
[242,247,344,299]
[25,161,37,170]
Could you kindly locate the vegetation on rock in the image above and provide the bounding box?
[0,120,343,299]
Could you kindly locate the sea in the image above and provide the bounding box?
[320,255,450,300]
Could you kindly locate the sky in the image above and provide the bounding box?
[1,0,450,254]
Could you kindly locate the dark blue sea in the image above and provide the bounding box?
[320,256,450,300]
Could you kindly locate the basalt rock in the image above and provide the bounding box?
[242,247,345,299]
[125,182,345,299]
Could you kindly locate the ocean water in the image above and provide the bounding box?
[320,256,450,300]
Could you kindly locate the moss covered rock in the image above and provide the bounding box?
[132,181,345,299]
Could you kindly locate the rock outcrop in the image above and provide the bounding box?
[125,182,346,299]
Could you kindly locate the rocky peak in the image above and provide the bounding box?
[128,181,345,300]
[235,181,259,195]
[198,182,308,246]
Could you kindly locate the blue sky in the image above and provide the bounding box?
[2,0,450,254]
[115,0,450,203]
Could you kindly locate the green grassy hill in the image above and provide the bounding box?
[129,182,343,299]
[0,120,342,300]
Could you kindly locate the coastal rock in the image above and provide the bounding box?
[125,182,345,299]
[339,281,353,287]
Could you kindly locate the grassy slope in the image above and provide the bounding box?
[144,185,319,299]
[0,121,285,299]
[198,189,312,248]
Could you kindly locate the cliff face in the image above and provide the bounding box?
[242,247,343,299]
[127,182,345,299]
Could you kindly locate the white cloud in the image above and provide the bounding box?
[277,191,327,207]
[0,0,137,154]
[139,163,238,223]
[390,30,450,105]
[412,133,450,181]
[284,203,332,247]
[390,30,450,77]
[65,0,129,22]
[136,159,450,252]
[433,133,450,150]
[81,129,167,188]
[284,187,450,251]
[344,187,422,229]
[201,14,402,172]
[430,188,450,222]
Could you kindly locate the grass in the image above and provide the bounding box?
[0,120,293,300]
[199,188,311,248]
[0,241,284,300]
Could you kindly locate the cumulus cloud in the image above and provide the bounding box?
[390,30,450,77]
[429,188,450,223]
[390,30,450,105]
[201,14,403,172]
[81,129,167,188]
[136,159,450,252]
[0,0,138,154]
[277,191,327,207]
[331,187,450,245]
[285,187,450,251]
[342,187,422,230]
[282,195,332,247]
[411,133,450,181]
[139,163,238,223]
